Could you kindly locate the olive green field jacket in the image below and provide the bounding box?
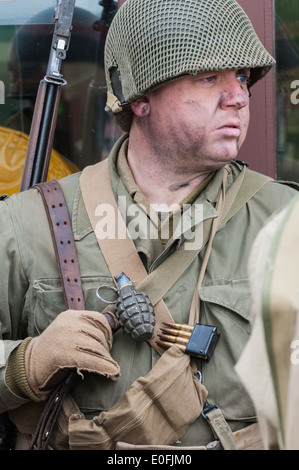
[0,136,297,447]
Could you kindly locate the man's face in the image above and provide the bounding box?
[139,69,251,173]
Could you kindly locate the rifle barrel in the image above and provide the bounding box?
[20,0,75,192]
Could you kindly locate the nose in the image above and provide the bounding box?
[220,74,249,110]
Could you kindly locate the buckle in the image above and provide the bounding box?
[201,400,219,419]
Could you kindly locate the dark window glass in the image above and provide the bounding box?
[0,0,121,195]
[276,0,299,182]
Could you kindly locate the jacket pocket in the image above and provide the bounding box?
[198,279,256,423]
[32,276,115,335]
[199,279,251,337]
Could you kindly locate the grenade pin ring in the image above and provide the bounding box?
[96,285,118,305]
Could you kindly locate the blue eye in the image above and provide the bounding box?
[236,69,250,84]
[201,76,216,83]
[237,75,249,83]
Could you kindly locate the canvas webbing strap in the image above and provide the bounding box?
[189,167,228,325]
[80,159,175,355]
[203,406,237,450]
[220,166,271,228]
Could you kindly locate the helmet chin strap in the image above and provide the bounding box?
[106,91,123,113]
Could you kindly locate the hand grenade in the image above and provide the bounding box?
[96,272,155,342]
[115,273,155,342]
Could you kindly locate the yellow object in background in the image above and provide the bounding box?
[0,126,79,196]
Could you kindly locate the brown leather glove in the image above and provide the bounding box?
[24,310,120,401]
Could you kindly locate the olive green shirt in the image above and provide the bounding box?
[0,135,297,447]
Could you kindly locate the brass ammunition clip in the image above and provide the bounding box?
[156,322,220,361]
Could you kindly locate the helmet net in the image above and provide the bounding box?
[105,0,275,109]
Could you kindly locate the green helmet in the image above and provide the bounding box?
[104,0,275,114]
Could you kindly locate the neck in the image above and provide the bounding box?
[127,133,212,207]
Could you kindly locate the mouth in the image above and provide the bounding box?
[216,122,241,137]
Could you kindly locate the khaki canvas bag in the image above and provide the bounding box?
[68,344,207,450]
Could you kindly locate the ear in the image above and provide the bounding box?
[131,96,150,117]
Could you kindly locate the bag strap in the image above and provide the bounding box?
[188,165,272,324]
[220,166,272,228]
[188,166,228,325]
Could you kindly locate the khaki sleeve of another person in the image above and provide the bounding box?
[236,197,299,451]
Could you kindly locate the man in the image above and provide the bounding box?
[0,0,297,450]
